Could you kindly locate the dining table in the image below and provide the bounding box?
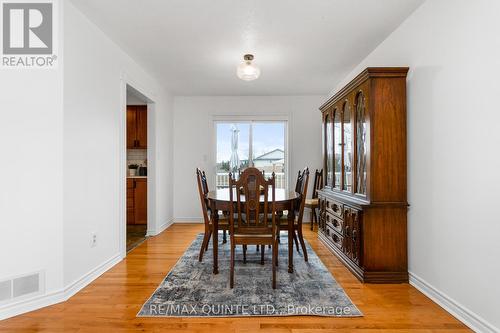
[206,188,301,275]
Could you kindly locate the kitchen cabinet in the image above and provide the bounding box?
[127,105,147,149]
[127,178,147,225]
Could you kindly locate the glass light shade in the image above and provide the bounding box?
[237,60,261,81]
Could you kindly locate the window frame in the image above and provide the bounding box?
[212,115,289,191]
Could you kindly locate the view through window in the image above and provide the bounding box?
[215,121,286,189]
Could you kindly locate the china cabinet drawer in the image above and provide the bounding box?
[327,227,343,250]
[325,212,343,235]
[325,199,343,218]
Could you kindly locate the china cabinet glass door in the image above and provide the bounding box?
[333,109,342,189]
[355,93,367,195]
[325,112,333,187]
[342,102,352,192]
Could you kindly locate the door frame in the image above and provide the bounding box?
[119,74,157,258]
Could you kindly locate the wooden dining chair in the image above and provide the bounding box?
[228,167,278,289]
[305,169,323,230]
[196,168,229,262]
[277,167,310,261]
[294,169,303,193]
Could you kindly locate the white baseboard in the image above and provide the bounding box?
[148,218,174,236]
[0,287,65,321]
[409,272,498,333]
[174,217,203,223]
[64,254,122,299]
[0,254,122,321]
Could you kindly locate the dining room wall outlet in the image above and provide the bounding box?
[90,232,97,248]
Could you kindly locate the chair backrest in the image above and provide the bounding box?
[294,169,303,193]
[196,168,210,227]
[201,170,209,194]
[312,169,323,199]
[238,168,265,179]
[229,167,276,236]
[296,167,310,226]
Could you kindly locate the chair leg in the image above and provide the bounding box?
[205,230,212,251]
[230,243,235,288]
[310,208,314,230]
[223,230,227,244]
[256,245,260,252]
[261,244,265,265]
[272,242,277,289]
[297,228,308,262]
[293,232,300,253]
[313,208,318,228]
[275,236,279,266]
[198,230,209,262]
[243,244,247,264]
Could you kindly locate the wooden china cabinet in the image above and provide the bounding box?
[318,67,409,283]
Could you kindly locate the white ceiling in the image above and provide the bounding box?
[70,0,424,96]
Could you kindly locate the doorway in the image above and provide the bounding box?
[125,85,151,253]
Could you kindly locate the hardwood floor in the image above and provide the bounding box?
[0,224,470,332]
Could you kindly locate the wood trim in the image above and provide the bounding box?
[363,271,409,283]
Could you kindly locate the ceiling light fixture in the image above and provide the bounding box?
[236,54,260,81]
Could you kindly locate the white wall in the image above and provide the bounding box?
[63,1,174,285]
[173,96,324,221]
[0,7,64,317]
[333,0,500,331]
[0,64,64,294]
[0,1,173,318]
[126,93,147,105]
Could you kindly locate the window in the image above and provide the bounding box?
[215,120,287,189]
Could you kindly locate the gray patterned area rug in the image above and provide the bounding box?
[138,233,362,318]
